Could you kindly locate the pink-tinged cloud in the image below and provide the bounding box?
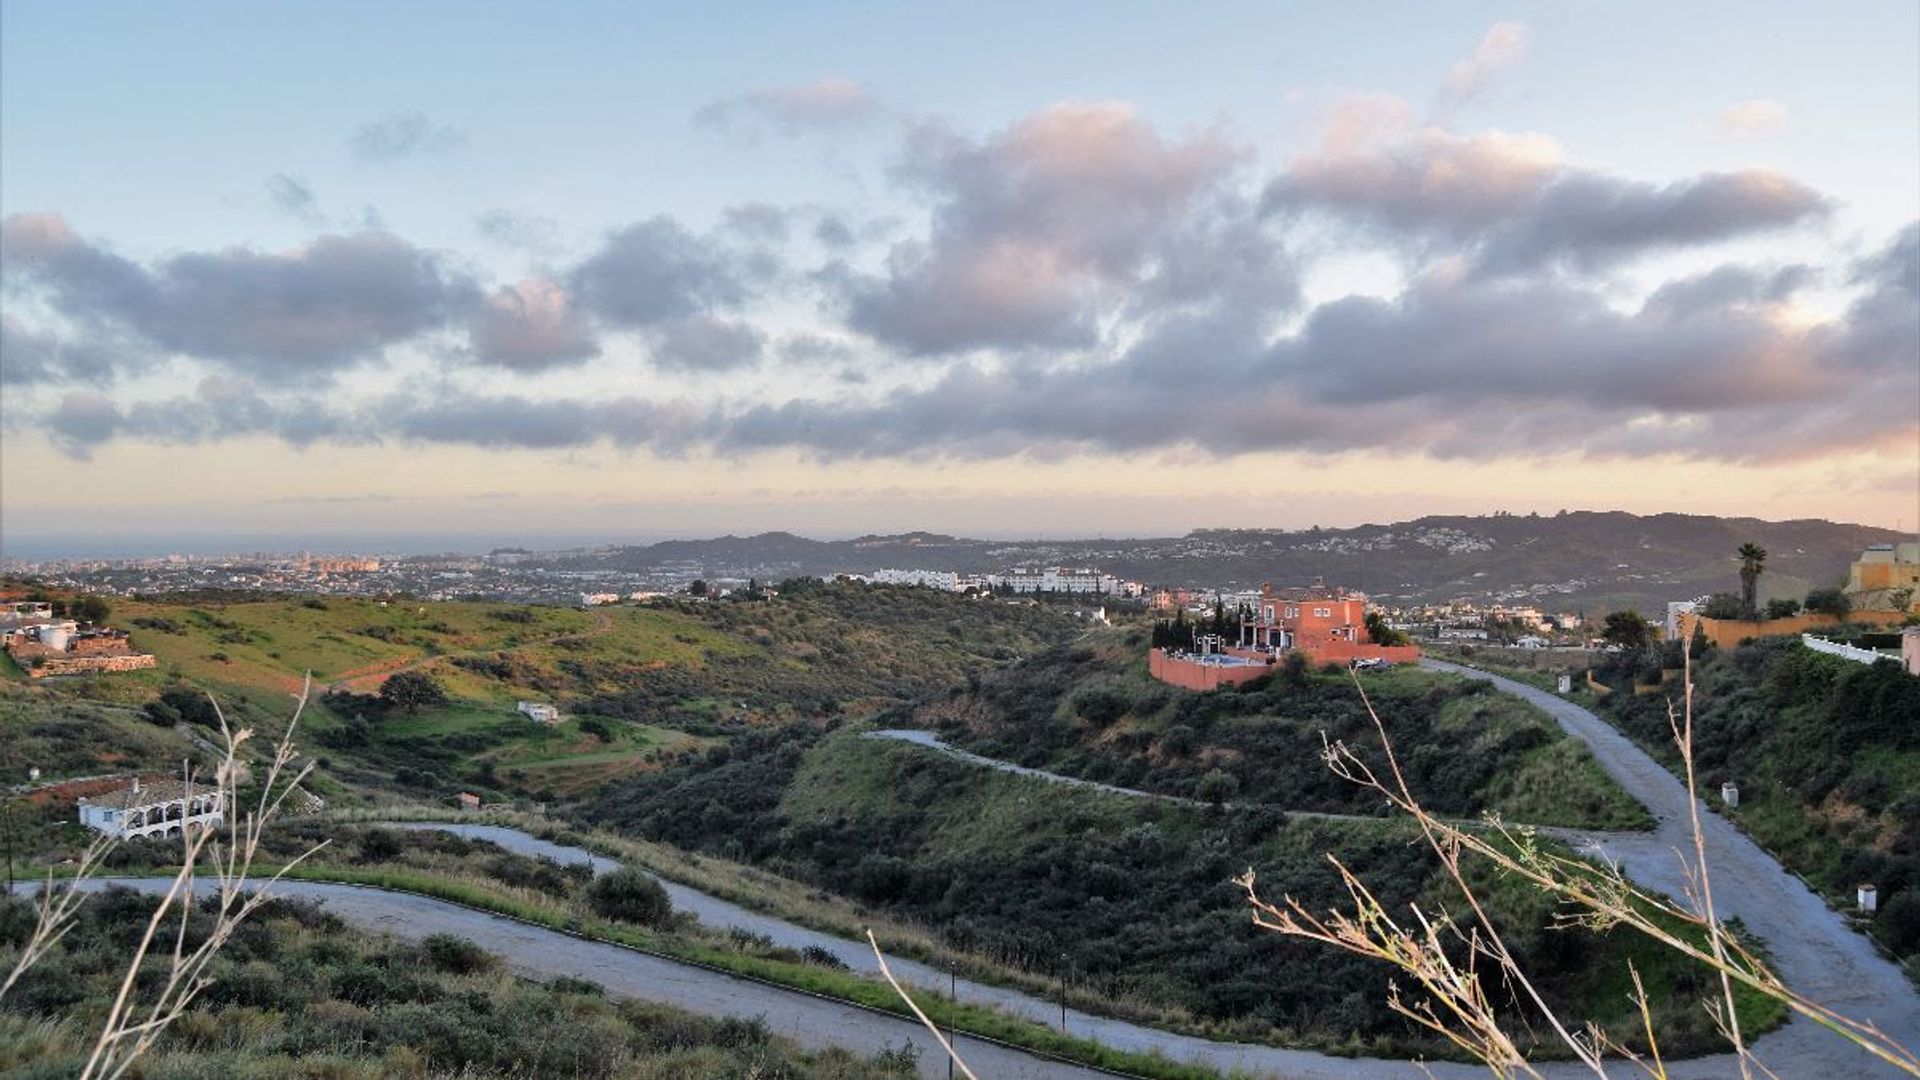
[695,76,878,135]
[1441,21,1532,105]
[469,279,599,371]
[1719,99,1788,139]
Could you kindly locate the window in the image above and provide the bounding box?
[1264,606,1274,620]
[1314,607,1331,618]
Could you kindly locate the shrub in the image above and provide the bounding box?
[584,868,673,927]
[420,933,497,974]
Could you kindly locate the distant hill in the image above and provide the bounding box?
[548,512,1902,613]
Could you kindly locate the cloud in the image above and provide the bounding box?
[2,213,475,382]
[475,208,561,253]
[350,111,467,162]
[1267,120,1829,274]
[264,174,323,224]
[0,316,126,386]
[695,76,877,136]
[838,103,1253,355]
[722,203,792,242]
[36,222,1914,469]
[570,217,753,329]
[1440,21,1532,106]
[1718,99,1788,139]
[469,279,599,371]
[649,315,764,371]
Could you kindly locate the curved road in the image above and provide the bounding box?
[1420,658,1920,1078]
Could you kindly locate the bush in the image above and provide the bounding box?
[1805,587,1852,617]
[584,868,673,927]
[420,932,497,974]
[579,717,613,742]
[1880,891,1920,956]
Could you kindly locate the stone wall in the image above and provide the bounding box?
[29,653,158,678]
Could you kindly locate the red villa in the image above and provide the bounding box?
[1148,580,1420,691]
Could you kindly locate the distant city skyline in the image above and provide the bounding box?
[3,2,1917,553]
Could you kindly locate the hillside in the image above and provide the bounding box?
[1596,636,1920,962]
[7,582,1079,804]
[897,629,1649,829]
[539,511,1897,612]
[585,724,1764,1059]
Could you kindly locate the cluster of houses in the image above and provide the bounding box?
[1,601,156,678]
[860,567,1145,596]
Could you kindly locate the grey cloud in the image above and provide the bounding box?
[47,391,121,457]
[1474,170,1831,275]
[475,208,561,253]
[2,213,475,382]
[350,111,467,162]
[469,280,599,371]
[1268,134,1831,274]
[694,76,877,136]
[0,317,126,386]
[814,215,857,248]
[570,217,752,329]
[722,203,791,242]
[265,174,323,224]
[1641,264,1812,319]
[650,315,764,371]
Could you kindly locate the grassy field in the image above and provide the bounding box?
[4,584,1079,808]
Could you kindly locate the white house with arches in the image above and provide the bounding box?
[77,776,224,839]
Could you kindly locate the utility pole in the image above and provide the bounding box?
[947,964,956,1080]
[1058,951,1068,1032]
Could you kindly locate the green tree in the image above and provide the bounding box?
[1700,593,1746,620]
[1601,610,1653,650]
[687,579,708,597]
[1805,587,1852,618]
[1764,597,1803,620]
[69,595,111,625]
[1737,542,1768,617]
[378,670,446,715]
[1363,611,1407,646]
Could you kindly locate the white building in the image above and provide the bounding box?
[78,777,224,840]
[868,568,962,591]
[518,701,561,724]
[995,568,1123,595]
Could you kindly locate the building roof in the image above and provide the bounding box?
[80,777,216,810]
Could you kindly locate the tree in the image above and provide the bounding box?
[1890,587,1914,613]
[378,670,446,715]
[69,595,111,625]
[1737,542,1768,617]
[1699,593,1747,620]
[1764,598,1803,620]
[1600,610,1653,650]
[585,867,674,927]
[1363,611,1407,646]
[687,579,708,597]
[1805,587,1852,618]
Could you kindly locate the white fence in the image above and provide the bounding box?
[1801,634,1895,666]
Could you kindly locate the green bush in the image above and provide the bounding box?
[420,932,498,975]
[584,868,673,927]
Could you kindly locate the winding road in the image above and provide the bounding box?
[43,660,1920,1078]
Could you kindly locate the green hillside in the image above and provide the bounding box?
[587,725,1769,1059]
[902,629,1648,829]
[1597,635,1920,961]
[5,582,1079,805]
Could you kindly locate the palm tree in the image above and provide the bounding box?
[1738,542,1768,616]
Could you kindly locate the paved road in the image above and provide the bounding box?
[55,875,1112,1080]
[1421,658,1920,1078]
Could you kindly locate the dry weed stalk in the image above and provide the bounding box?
[1,678,328,1080]
[1239,654,1920,1077]
[865,929,981,1080]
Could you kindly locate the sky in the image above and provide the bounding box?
[2,1,1917,556]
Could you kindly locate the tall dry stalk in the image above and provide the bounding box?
[1238,654,1920,1077]
[1,678,328,1080]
